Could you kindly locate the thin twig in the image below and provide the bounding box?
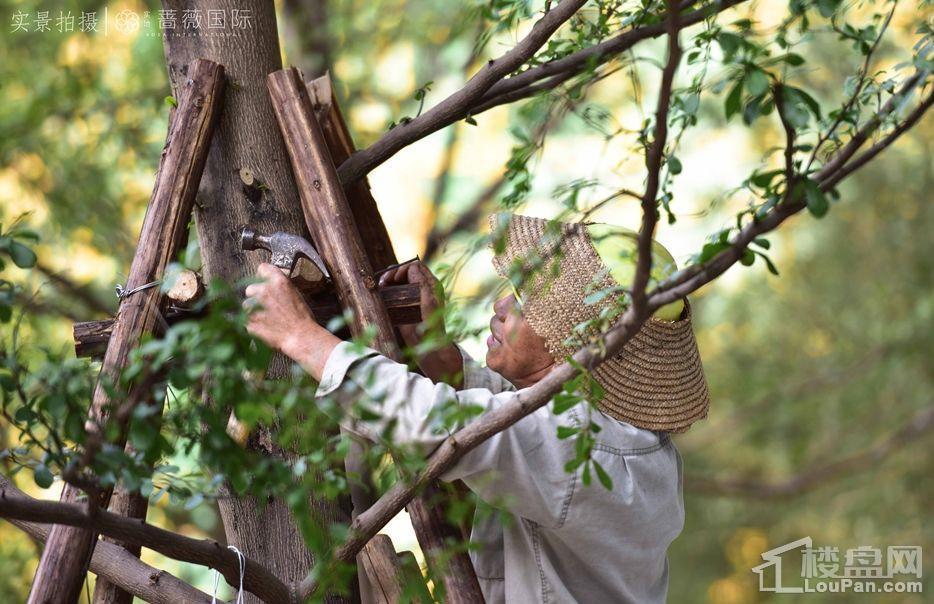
[632,0,683,311]
[337,0,589,184]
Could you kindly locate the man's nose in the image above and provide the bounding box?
[493,294,515,319]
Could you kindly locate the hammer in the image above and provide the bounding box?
[240,227,331,280]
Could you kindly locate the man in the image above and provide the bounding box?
[244,214,709,603]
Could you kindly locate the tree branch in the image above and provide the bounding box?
[337,0,748,186]
[0,475,213,604]
[0,484,290,604]
[685,407,934,498]
[336,0,589,184]
[821,87,934,190]
[298,68,932,599]
[816,71,926,182]
[646,71,932,311]
[632,0,682,311]
[474,0,747,115]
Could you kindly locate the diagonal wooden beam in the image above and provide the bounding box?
[27,58,225,604]
[269,68,484,603]
[306,73,396,273]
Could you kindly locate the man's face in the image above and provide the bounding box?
[486,293,555,383]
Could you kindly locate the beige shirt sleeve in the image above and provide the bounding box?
[315,341,577,527]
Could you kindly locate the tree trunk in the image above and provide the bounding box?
[161,2,352,602]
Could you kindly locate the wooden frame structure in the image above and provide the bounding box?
[28,59,482,603]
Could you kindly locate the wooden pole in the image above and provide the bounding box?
[73,283,423,359]
[307,73,485,603]
[268,67,484,603]
[28,59,225,604]
[306,74,397,272]
[91,486,152,604]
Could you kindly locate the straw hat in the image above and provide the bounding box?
[490,213,709,433]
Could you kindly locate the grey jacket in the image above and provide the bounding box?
[316,341,685,603]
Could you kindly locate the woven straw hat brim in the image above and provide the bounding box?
[490,214,709,432]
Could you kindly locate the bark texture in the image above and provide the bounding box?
[92,487,151,604]
[3,474,212,603]
[160,2,351,602]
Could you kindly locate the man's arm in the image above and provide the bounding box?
[244,262,464,385]
[244,263,340,381]
[377,260,463,387]
[316,341,572,528]
[244,264,569,525]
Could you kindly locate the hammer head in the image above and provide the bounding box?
[240,227,331,279]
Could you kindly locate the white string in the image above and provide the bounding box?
[211,545,246,604]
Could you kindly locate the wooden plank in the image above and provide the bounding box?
[92,486,151,604]
[27,59,225,604]
[73,283,424,359]
[307,74,396,272]
[358,535,405,604]
[269,68,484,603]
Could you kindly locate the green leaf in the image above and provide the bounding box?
[794,88,823,120]
[725,78,744,120]
[34,465,54,489]
[802,180,829,218]
[751,170,782,188]
[667,155,682,175]
[556,426,580,439]
[164,95,178,108]
[743,95,766,125]
[464,114,477,126]
[746,69,770,97]
[8,240,37,268]
[740,249,756,266]
[583,289,612,306]
[594,461,613,490]
[14,407,35,423]
[816,0,841,18]
[752,237,771,250]
[756,251,780,275]
[553,392,580,415]
[783,53,805,66]
[717,32,743,57]
[700,241,730,263]
[11,228,39,242]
